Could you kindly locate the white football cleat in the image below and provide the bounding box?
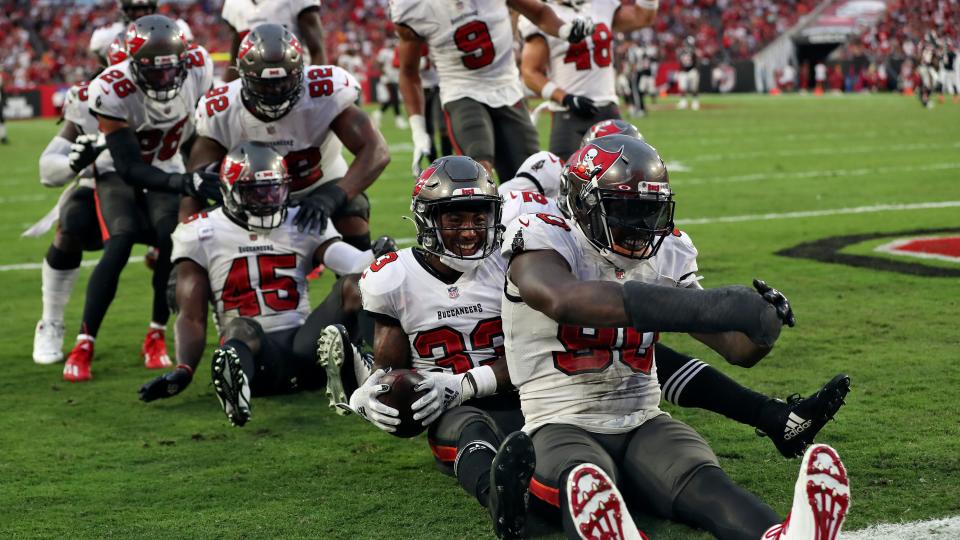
[33,319,65,364]
[395,115,409,129]
[566,463,647,540]
[677,98,688,110]
[764,444,850,540]
[691,99,700,111]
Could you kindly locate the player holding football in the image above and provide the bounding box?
[63,15,216,382]
[189,24,389,251]
[391,0,594,180]
[499,134,849,539]
[518,0,658,159]
[138,142,391,427]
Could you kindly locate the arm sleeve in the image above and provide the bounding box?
[322,241,375,275]
[38,136,76,187]
[104,128,185,193]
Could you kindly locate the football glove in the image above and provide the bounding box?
[753,279,796,327]
[139,365,193,402]
[562,94,599,117]
[293,182,348,234]
[372,235,398,258]
[179,171,223,204]
[412,371,473,426]
[409,114,432,177]
[336,369,401,433]
[68,133,105,173]
[559,17,595,43]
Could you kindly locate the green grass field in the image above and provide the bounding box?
[1,94,958,539]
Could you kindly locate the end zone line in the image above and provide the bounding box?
[843,516,960,539]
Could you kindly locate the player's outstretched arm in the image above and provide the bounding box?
[314,238,375,276]
[297,6,327,65]
[331,106,390,200]
[395,24,432,175]
[140,260,210,402]
[612,0,659,33]
[509,0,593,42]
[39,121,84,187]
[689,332,772,368]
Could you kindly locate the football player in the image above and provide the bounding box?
[497,150,564,199]
[677,35,700,110]
[373,41,406,130]
[518,0,658,159]
[499,135,849,539]
[221,0,326,78]
[391,0,594,180]
[138,142,390,427]
[189,24,389,252]
[89,0,194,67]
[63,15,216,382]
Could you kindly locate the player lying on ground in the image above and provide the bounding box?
[496,134,849,539]
[137,142,393,427]
[188,23,389,251]
[319,152,847,538]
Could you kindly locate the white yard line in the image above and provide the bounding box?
[682,141,960,163]
[676,201,960,226]
[675,162,960,185]
[0,256,139,272]
[843,516,960,539]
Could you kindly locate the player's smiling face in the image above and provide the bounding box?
[437,209,489,257]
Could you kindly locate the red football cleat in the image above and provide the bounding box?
[63,338,94,382]
[143,329,172,369]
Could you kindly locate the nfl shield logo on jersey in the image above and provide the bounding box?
[448,286,460,299]
[615,268,626,280]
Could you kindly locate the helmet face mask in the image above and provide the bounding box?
[118,0,157,22]
[562,135,675,263]
[237,24,305,120]
[126,15,187,101]
[411,156,503,265]
[220,142,292,230]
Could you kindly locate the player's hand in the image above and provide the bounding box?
[68,133,105,173]
[336,369,401,433]
[293,182,348,234]
[372,235,398,258]
[139,365,193,402]
[409,114,432,177]
[412,371,471,427]
[180,171,223,204]
[559,17,595,43]
[753,279,796,327]
[562,94,599,117]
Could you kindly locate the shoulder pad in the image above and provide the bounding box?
[358,250,407,296]
[501,212,575,260]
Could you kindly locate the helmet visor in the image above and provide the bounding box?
[237,180,290,216]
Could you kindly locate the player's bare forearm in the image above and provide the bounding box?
[186,136,226,172]
[490,357,515,392]
[612,4,658,33]
[372,320,413,371]
[691,331,772,368]
[509,0,565,37]
[396,25,426,117]
[297,8,326,65]
[333,106,390,199]
[509,250,632,327]
[520,37,565,102]
[174,260,210,370]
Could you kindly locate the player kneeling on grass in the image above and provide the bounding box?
[498,135,850,540]
[138,142,393,427]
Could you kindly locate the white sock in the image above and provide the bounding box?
[0,123,7,139]
[149,321,166,331]
[41,259,79,322]
[354,351,373,384]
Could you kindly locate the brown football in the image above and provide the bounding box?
[376,369,429,438]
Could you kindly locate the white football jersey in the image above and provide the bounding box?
[62,82,99,137]
[171,206,338,334]
[89,46,214,175]
[377,47,400,84]
[89,20,194,61]
[359,248,506,374]
[500,213,702,434]
[518,0,620,107]
[221,0,320,63]
[390,0,524,107]
[500,190,561,224]
[194,65,359,197]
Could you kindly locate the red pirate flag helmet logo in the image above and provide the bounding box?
[569,144,624,183]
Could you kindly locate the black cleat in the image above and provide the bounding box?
[317,324,361,415]
[757,374,851,458]
[489,431,537,539]
[211,347,251,427]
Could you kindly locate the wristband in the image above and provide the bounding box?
[541,81,559,101]
[637,0,659,9]
[176,363,194,376]
[463,365,498,399]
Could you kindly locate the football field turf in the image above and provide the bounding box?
[0,94,958,538]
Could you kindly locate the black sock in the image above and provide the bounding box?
[557,466,579,540]
[342,233,371,252]
[150,244,173,325]
[79,234,134,337]
[222,339,255,382]
[656,344,770,428]
[673,466,779,540]
[455,420,500,507]
[46,244,82,270]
